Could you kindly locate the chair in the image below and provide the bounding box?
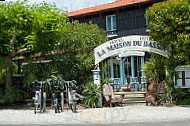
[103,84,124,107]
[144,81,165,105]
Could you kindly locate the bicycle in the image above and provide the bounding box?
[52,85,61,113]
[32,80,43,114]
[66,80,78,113]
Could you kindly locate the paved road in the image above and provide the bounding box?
[0,121,190,126]
[0,106,190,126]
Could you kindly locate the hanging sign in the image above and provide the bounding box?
[94,35,168,64]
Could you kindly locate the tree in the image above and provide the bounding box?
[23,21,108,85]
[0,1,34,92]
[146,0,190,68]
[146,0,190,104]
[57,21,107,82]
[0,1,68,93]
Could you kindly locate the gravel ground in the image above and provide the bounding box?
[0,106,190,125]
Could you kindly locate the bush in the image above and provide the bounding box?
[82,81,102,108]
[4,86,21,104]
[173,88,190,105]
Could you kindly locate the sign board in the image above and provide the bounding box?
[94,35,168,64]
[92,69,101,86]
[119,51,145,57]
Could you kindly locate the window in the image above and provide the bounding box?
[145,17,150,32]
[106,15,117,37]
[124,57,131,77]
[134,56,142,77]
[175,65,190,88]
[113,58,120,78]
[176,71,190,88]
[145,12,150,32]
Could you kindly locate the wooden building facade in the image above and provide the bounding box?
[67,0,167,90]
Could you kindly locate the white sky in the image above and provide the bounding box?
[5,0,115,12]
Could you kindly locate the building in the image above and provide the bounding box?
[67,0,168,90]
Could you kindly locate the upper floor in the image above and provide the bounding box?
[67,0,164,39]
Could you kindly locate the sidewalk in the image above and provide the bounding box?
[0,106,190,125]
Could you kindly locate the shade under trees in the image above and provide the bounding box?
[0,1,107,95]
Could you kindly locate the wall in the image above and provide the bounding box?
[76,4,151,38]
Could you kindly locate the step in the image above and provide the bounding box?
[122,103,147,106]
[114,91,146,95]
[122,100,146,104]
[123,97,145,102]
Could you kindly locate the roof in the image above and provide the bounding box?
[67,0,153,18]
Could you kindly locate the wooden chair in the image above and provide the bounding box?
[103,84,124,107]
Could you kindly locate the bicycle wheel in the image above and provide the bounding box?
[34,103,38,114]
[166,94,172,105]
[54,99,58,113]
[34,107,37,114]
[71,103,76,113]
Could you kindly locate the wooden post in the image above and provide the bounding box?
[98,95,102,108]
[65,89,69,111]
[43,92,46,112]
[131,56,135,78]
[110,58,114,79]
[119,58,124,88]
[60,92,64,111]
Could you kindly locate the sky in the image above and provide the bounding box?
[5,0,115,12]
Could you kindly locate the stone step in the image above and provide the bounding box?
[123,97,145,102]
[114,91,146,95]
[127,94,144,98]
[122,100,146,104]
[122,103,146,106]
[113,91,146,105]
[112,90,147,105]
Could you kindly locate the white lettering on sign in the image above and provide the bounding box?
[119,51,145,57]
[94,35,168,64]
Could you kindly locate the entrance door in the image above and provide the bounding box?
[124,57,131,79]
[123,56,143,85]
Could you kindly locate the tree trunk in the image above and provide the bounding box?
[5,56,12,94]
[3,29,18,94]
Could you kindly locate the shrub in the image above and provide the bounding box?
[82,81,102,108]
[4,86,21,104]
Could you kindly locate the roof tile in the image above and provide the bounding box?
[67,0,152,17]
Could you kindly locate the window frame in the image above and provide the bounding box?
[144,11,150,32]
[175,70,190,88]
[106,14,117,38]
[106,14,116,32]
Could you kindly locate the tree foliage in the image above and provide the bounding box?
[143,54,165,83]
[146,0,190,104]
[0,1,34,55]
[23,21,107,84]
[146,0,190,65]
[57,21,107,81]
[0,1,68,92]
[0,1,107,97]
[0,57,7,84]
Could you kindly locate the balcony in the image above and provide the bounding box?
[106,30,118,38]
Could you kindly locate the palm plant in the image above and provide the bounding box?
[143,54,165,84]
[82,81,102,108]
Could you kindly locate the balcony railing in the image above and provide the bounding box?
[106,30,118,38]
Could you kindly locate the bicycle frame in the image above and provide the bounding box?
[67,81,77,113]
[32,81,43,114]
[52,86,61,113]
